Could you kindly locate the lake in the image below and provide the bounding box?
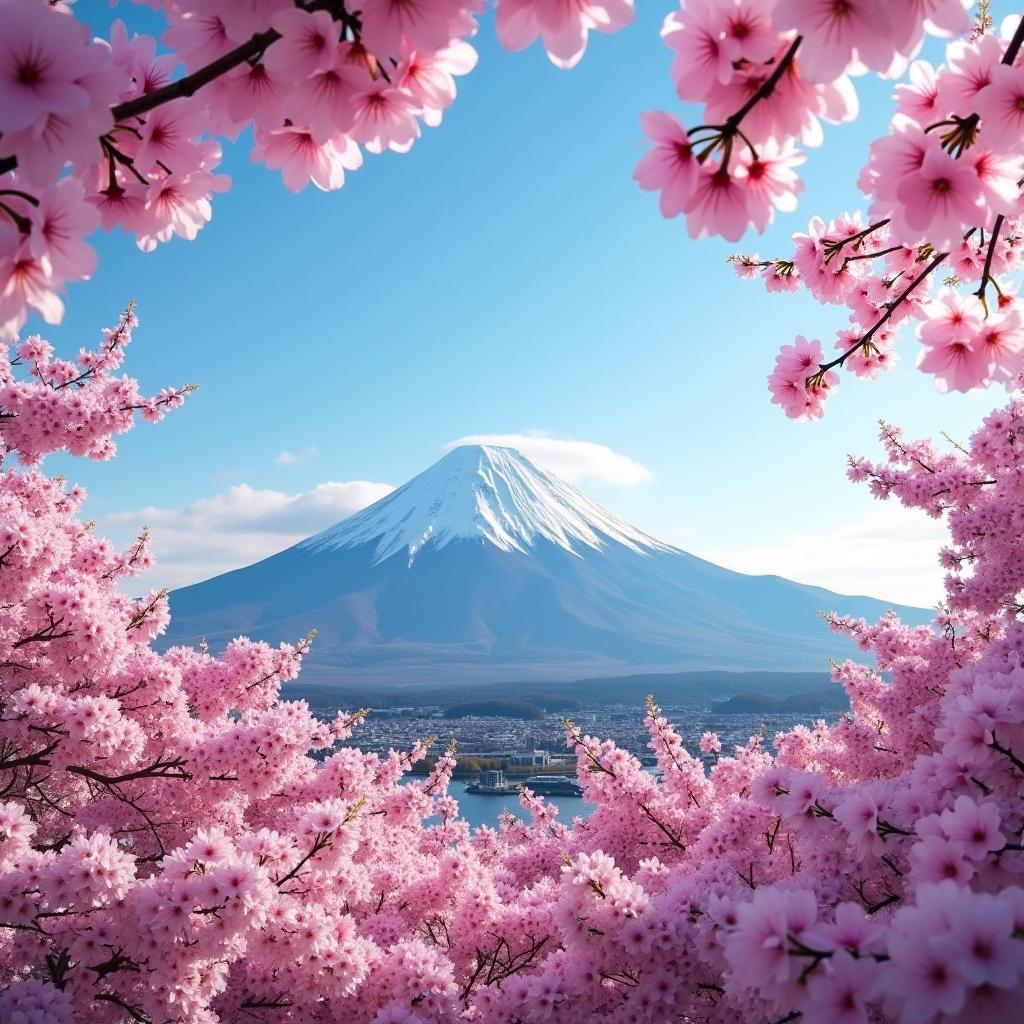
[445,779,595,828]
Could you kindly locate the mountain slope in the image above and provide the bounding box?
[163,445,931,684]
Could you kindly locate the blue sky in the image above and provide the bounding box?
[42,1,1010,605]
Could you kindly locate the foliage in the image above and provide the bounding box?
[443,700,546,720]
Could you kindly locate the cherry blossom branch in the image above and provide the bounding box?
[809,250,948,386]
[66,757,193,786]
[638,803,686,850]
[111,31,283,124]
[1002,12,1024,65]
[274,832,333,888]
[822,219,890,265]
[931,15,1024,157]
[687,35,802,165]
[0,740,61,772]
[126,589,168,631]
[990,735,1024,774]
[95,993,152,1024]
[974,214,1004,309]
[725,36,802,135]
[0,2,355,178]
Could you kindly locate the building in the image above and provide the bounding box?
[509,749,550,768]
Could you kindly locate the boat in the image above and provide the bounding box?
[521,774,584,797]
[464,770,522,796]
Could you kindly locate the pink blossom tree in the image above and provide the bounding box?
[4,1,1024,1022]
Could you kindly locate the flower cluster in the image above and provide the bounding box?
[634,0,975,243]
[634,4,1024,416]
[0,0,642,342]
[4,310,1024,1022]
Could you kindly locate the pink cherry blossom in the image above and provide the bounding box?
[893,144,983,249]
[633,112,700,219]
[350,83,421,154]
[495,0,634,70]
[398,41,478,127]
[251,126,362,193]
[265,8,340,80]
[682,164,751,242]
[359,0,477,63]
[802,951,880,1024]
[735,140,805,233]
[916,288,988,393]
[976,63,1024,151]
[773,0,902,85]
[0,1,113,133]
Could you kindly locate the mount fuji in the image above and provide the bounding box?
[163,445,929,685]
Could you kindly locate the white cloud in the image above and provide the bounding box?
[693,504,948,608]
[106,480,393,591]
[275,446,319,466]
[443,432,652,486]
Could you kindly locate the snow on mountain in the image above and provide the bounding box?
[163,445,932,685]
[301,445,671,566]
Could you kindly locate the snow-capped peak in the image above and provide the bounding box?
[300,444,672,566]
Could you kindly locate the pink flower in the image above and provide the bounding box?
[768,335,837,420]
[834,788,882,857]
[137,159,231,252]
[495,0,634,70]
[967,148,1024,222]
[773,0,901,84]
[893,144,983,249]
[161,10,235,72]
[895,61,941,125]
[717,0,781,69]
[0,980,74,1024]
[763,260,800,292]
[940,34,1002,113]
[802,951,880,1024]
[252,127,362,192]
[0,3,121,186]
[133,100,205,174]
[939,796,1003,860]
[812,903,885,958]
[359,0,475,62]
[777,334,826,377]
[977,307,1024,388]
[350,83,421,154]
[734,140,805,233]
[698,731,721,755]
[265,8,340,80]
[683,164,751,242]
[398,41,477,127]
[889,0,971,53]
[633,112,700,219]
[909,834,975,884]
[887,929,968,1024]
[662,1,750,99]
[0,1,111,132]
[285,50,368,143]
[0,222,63,342]
[221,61,289,128]
[860,119,932,213]
[109,18,177,101]
[916,289,988,393]
[725,887,817,990]
[26,177,99,284]
[976,64,1024,150]
[935,896,1024,989]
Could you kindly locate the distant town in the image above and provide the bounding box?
[297,697,837,776]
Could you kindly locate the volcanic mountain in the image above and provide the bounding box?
[164,445,928,684]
